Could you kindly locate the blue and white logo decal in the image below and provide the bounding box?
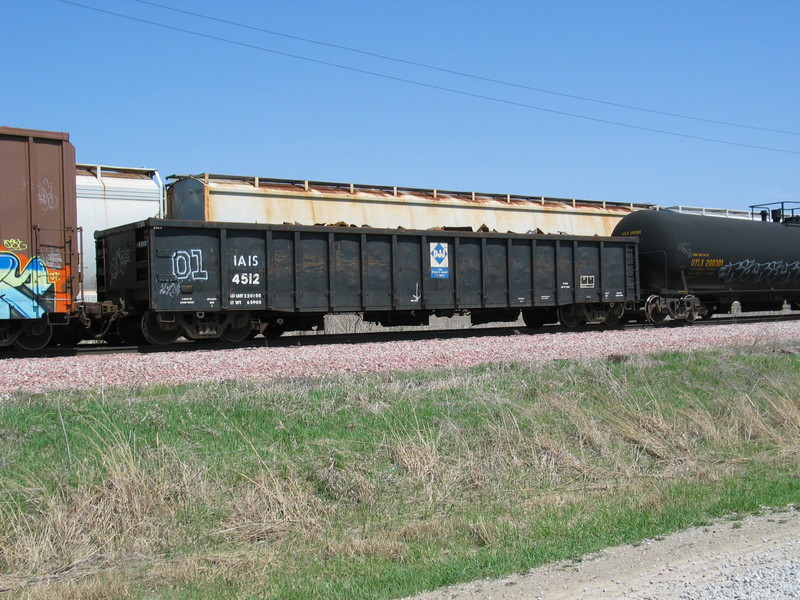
[430,242,449,279]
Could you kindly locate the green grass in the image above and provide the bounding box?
[1,346,799,598]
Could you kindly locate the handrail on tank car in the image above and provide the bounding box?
[663,205,751,219]
[166,173,655,211]
[750,201,800,224]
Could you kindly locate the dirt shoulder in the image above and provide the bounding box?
[403,507,800,600]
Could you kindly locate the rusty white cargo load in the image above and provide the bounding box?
[166,174,653,236]
[76,165,162,301]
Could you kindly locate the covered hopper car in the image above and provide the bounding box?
[75,164,163,302]
[166,174,652,237]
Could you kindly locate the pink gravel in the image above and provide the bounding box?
[2,321,800,397]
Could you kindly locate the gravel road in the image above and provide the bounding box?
[402,508,800,600]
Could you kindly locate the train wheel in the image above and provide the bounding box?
[116,315,147,345]
[522,308,557,329]
[697,307,715,320]
[645,295,668,324]
[558,305,584,329]
[602,304,625,328]
[220,312,252,343]
[140,311,181,346]
[220,326,251,343]
[14,321,53,351]
[522,310,546,329]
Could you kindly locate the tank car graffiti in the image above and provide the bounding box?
[0,251,55,319]
[719,259,800,284]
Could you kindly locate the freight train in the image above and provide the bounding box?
[1,126,799,352]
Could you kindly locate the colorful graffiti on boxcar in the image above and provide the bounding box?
[0,244,71,319]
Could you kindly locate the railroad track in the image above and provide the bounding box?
[0,324,527,359]
[2,312,799,360]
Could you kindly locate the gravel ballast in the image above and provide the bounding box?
[1,320,800,397]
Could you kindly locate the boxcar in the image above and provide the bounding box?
[0,127,78,350]
[95,218,639,344]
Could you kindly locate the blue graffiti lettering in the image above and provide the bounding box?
[0,252,54,319]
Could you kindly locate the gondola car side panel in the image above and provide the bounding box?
[95,219,639,336]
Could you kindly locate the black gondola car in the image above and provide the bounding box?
[95,219,639,344]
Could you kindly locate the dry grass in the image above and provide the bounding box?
[6,568,136,600]
[323,537,408,562]
[219,468,326,543]
[1,348,800,598]
[0,444,206,576]
[316,460,376,504]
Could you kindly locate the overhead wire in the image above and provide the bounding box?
[133,0,800,138]
[52,0,800,155]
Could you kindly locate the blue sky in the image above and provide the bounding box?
[4,1,799,210]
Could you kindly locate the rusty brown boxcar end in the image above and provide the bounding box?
[0,127,79,350]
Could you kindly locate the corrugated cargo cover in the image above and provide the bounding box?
[167,174,653,237]
[0,126,78,318]
[96,218,638,315]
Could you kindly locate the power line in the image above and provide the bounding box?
[52,0,800,155]
[134,0,800,138]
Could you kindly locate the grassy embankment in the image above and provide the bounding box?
[1,345,799,599]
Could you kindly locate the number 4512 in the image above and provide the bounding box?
[232,273,260,285]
